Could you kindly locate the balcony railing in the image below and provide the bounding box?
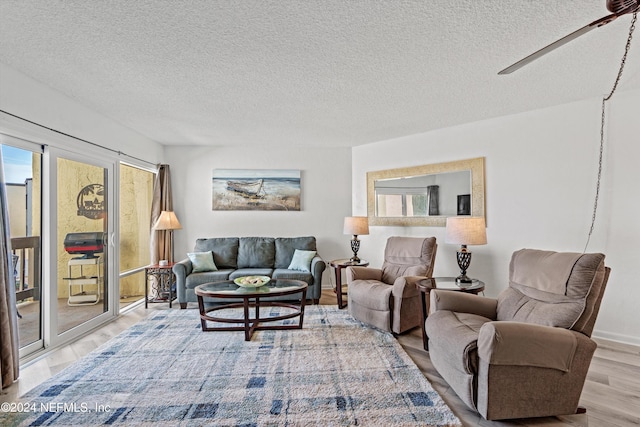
[11,236,41,302]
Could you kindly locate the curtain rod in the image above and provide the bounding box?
[0,109,157,167]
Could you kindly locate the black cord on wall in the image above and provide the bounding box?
[584,12,637,253]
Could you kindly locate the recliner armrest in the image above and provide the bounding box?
[392,275,426,297]
[477,321,594,372]
[430,290,497,319]
[346,266,382,283]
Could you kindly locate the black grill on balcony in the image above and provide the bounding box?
[63,232,104,259]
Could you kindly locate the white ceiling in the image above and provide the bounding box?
[0,1,638,148]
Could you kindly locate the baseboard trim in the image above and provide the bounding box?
[592,329,640,347]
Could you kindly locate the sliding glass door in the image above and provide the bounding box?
[0,136,44,358]
[48,148,115,345]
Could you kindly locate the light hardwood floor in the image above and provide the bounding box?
[2,289,639,426]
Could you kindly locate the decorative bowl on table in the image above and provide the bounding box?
[233,276,271,287]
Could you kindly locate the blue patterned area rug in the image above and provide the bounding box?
[4,306,461,426]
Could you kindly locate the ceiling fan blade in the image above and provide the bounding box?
[498,13,618,75]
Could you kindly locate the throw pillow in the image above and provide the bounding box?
[188,251,218,272]
[287,249,316,272]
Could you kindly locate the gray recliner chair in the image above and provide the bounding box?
[425,248,610,420]
[346,236,437,334]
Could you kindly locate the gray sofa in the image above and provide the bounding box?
[173,236,325,308]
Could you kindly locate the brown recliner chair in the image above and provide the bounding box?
[346,236,437,334]
[424,248,610,420]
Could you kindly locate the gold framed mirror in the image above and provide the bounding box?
[367,157,485,226]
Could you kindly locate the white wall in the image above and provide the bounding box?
[166,144,353,285]
[353,89,640,345]
[0,62,163,165]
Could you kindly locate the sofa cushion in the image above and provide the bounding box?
[187,251,217,272]
[237,237,275,268]
[194,238,239,269]
[274,236,317,269]
[272,269,313,285]
[185,270,233,290]
[287,249,316,272]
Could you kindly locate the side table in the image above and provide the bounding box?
[415,276,485,351]
[329,259,369,309]
[145,263,177,308]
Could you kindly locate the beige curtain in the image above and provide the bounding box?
[150,164,174,264]
[0,150,19,389]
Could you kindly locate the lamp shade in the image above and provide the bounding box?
[445,217,486,245]
[153,211,182,231]
[343,216,369,235]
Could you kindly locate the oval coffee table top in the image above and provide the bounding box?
[195,279,307,298]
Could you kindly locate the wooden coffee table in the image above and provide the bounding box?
[194,279,308,341]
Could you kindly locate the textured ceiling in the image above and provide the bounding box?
[0,1,638,147]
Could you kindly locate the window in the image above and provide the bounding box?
[119,163,155,309]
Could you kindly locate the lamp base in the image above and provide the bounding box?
[455,274,472,284]
[456,247,473,284]
[350,235,361,264]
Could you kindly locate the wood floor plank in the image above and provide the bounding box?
[591,346,640,368]
[580,382,640,423]
[581,401,640,427]
[585,370,609,385]
[593,338,640,355]
[588,356,640,383]
[609,375,640,394]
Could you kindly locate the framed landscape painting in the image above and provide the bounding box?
[212,169,301,211]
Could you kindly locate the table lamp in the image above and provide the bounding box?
[153,210,182,264]
[343,216,369,263]
[445,217,486,283]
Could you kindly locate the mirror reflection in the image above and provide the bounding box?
[367,157,485,227]
[375,170,471,217]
